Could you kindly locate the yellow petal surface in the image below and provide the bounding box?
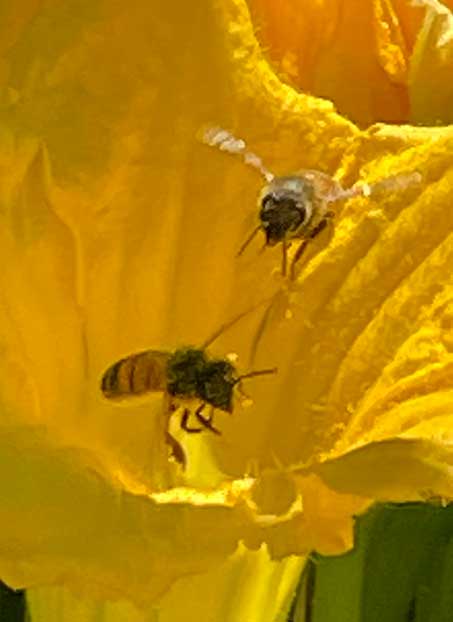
[27,549,304,622]
[245,125,453,509]
[0,425,274,606]
[247,474,370,558]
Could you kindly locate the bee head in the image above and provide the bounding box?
[167,347,208,398]
[259,176,314,245]
[198,359,237,413]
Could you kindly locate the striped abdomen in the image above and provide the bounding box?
[101,350,170,400]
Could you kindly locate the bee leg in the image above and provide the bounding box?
[281,240,289,276]
[249,295,277,366]
[195,403,221,435]
[180,408,202,433]
[236,382,251,402]
[289,239,309,281]
[165,431,186,468]
[199,404,214,423]
[289,218,331,281]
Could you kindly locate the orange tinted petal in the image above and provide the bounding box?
[410,0,453,124]
[248,0,423,126]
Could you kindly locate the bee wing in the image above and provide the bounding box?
[101,350,171,401]
[297,169,344,202]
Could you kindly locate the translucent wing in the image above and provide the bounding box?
[296,169,344,202]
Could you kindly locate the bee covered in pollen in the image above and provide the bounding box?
[101,305,276,467]
[202,126,422,280]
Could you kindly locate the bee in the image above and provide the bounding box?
[101,305,276,467]
[202,126,422,280]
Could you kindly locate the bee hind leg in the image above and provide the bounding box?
[290,217,333,281]
[281,240,289,276]
[236,381,251,402]
[289,239,309,281]
[181,408,202,433]
[195,404,221,435]
[249,295,277,366]
[165,431,186,468]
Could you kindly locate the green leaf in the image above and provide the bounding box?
[289,503,453,622]
[0,581,26,622]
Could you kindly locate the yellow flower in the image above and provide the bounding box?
[1,0,453,619]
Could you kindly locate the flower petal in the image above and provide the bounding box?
[409,0,453,124]
[0,0,356,489]
[0,425,275,605]
[219,124,453,511]
[27,549,304,622]
[248,0,423,125]
[0,0,358,597]
[4,0,453,593]
[313,438,453,501]
[247,473,369,557]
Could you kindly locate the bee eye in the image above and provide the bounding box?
[259,192,309,244]
[260,195,307,223]
[261,194,275,211]
[261,194,306,220]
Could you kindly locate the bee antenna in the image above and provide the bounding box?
[200,126,274,183]
[202,296,274,349]
[235,368,278,383]
[236,225,262,257]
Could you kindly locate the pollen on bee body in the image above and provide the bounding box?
[366,207,388,224]
[226,352,239,363]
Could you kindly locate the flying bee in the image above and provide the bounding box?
[202,126,422,280]
[101,304,276,467]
